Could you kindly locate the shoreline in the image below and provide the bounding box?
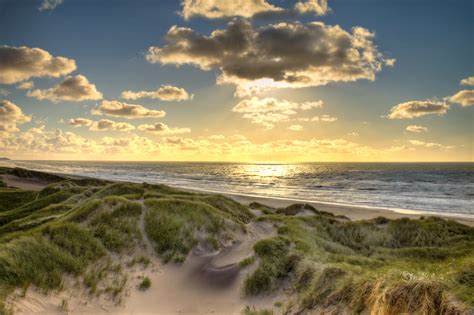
[2,166,474,227]
[178,187,474,227]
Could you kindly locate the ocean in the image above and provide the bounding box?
[7,160,474,218]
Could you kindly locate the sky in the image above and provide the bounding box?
[0,0,473,162]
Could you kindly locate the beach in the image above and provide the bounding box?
[1,166,473,314]
[4,168,474,227]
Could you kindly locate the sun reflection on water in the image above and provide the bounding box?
[239,163,297,178]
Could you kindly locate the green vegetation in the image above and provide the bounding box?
[127,255,151,268]
[239,256,255,268]
[0,166,473,314]
[0,188,37,212]
[144,198,238,262]
[138,276,151,290]
[244,236,299,295]
[88,197,142,253]
[242,306,273,315]
[244,210,474,313]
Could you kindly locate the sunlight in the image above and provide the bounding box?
[241,163,291,178]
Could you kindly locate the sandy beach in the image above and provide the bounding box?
[4,170,474,227]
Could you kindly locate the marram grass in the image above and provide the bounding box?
[0,167,472,314]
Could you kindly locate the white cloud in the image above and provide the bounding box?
[68,118,135,132]
[138,122,191,135]
[0,89,9,97]
[460,76,474,86]
[294,0,329,15]
[121,85,193,101]
[406,125,428,133]
[91,100,166,119]
[388,100,449,119]
[180,0,329,20]
[181,0,282,19]
[39,0,63,11]
[0,45,76,84]
[0,100,32,133]
[147,20,392,96]
[17,81,34,90]
[232,97,326,128]
[311,114,337,122]
[300,100,323,110]
[446,90,474,107]
[408,139,454,150]
[288,124,303,131]
[27,75,103,102]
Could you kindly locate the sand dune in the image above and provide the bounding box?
[6,221,284,315]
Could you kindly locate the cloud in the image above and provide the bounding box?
[68,118,135,132]
[0,100,31,133]
[388,100,449,119]
[180,0,329,20]
[146,19,392,96]
[300,100,323,110]
[27,75,103,102]
[288,124,303,131]
[16,81,34,90]
[138,122,191,135]
[232,97,301,128]
[311,114,337,122]
[181,0,282,19]
[408,139,453,150]
[232,97,326,128]
[0,46,76,84]
[0,89,9,97]
[347,131,358,136]
[294,0,329,15]
[460,76,474,86]
[39,0,63,11]
[91,100,166,119]
[446,90,474,107]
[2,124,460,161]
[406,125,428,133]
[68,117,92,127]
[208,134,226,140]
[121,85,193,101]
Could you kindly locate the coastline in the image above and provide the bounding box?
[2,166,474,314]
[3,166,474,227]
[179,187,474,227]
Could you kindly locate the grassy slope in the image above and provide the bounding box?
[0,167,472,314]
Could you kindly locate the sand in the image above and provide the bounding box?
[181,188,474,227]
[3,171,474,226]
[5,219,284,315]
[3,170,474,313]
[1,174,49,191]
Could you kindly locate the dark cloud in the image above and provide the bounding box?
[92,100,166,119]
[147,20,393,96]
[0,46,76,84]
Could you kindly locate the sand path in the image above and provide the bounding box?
[6,220,283,315]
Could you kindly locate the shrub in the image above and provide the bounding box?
[138,276,151,290]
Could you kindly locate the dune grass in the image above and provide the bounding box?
[88,197,142,253]
[0,188,37,212]
[138,276,151,290]
[243,236,299,295]
[0,167,472,314]
[144,198,231,262]
[247,212,474,313]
